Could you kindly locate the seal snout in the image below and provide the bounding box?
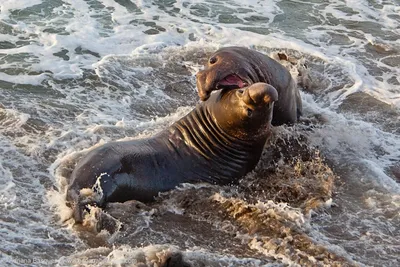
[243,83,278,106]
[196,70,212,101]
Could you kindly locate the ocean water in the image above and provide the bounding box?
[0,0,399,266]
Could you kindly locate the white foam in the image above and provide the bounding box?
[0,0,42,16]
[0,109,30,127]
[212,193,308,227]
[361,159,400,193]
[46,189,74,224]
[304,91,399,160]
[0,72,48,85]
[1,0,398,108]
[0,166,17,209]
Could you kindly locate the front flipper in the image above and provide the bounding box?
[69,173,113,223]
[70,171,152,223]
[67,145,125,223]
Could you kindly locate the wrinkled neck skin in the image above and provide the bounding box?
[165,94,271,184]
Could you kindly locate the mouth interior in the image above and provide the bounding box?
[217,74,248,89]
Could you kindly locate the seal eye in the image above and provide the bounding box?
[247,108,253,117]
[209,56,217,64]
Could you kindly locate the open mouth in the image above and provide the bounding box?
[216,74,248,89]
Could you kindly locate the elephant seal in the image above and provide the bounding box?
[67,83,278,223]
[196,46,302,125]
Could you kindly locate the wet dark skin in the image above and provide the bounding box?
[196,46,302,126]
[67,83,278,223]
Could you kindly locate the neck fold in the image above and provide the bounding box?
[169,105,267,183]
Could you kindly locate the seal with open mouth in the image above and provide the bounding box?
[67,83,278,223]
[196,46,302,125]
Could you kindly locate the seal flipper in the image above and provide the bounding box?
[67,147,125,223]
[68,173,115,223]
[66,190,94,223]
[72,199,90,223]
[69,190,105,223]
[66,189,85,223]
[71,171,152,223]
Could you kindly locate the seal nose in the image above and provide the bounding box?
[196,71,210,101]
[243,83,278,106]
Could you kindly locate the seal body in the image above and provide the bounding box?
[67,83,278,222]
[196,46,302,125]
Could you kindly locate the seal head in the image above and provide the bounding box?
[208,82,278,140]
